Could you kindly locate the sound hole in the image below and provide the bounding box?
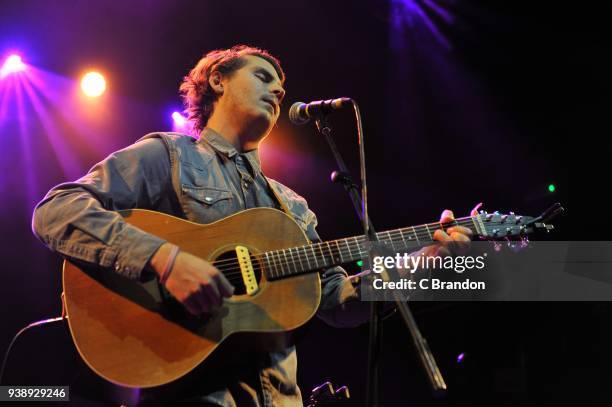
[213,250,262,296]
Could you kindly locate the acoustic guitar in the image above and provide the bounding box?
[62,205,560,388]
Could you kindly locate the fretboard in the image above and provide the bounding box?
[263,215,480,280]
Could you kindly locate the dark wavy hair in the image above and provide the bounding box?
[179,45,285,134]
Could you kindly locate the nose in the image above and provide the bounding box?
[272,84,285,104]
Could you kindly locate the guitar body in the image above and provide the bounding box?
[62,208,321,388]
[61,203,553,389]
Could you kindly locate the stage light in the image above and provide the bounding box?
[1,54,26,78]
[356,260,364,267]
[548,183,556,193]
[80,72,106,97]
[457,352,465,363]
[172,111,187,126]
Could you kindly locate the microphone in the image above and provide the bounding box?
[289,97,352,125]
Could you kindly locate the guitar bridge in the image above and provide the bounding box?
[236,245,258,295]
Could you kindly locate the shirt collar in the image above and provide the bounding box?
[199,127,263,176]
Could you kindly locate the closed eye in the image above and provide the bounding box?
[255,69,273,83]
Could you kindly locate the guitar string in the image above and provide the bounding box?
[209,217,480,269]
[211,217,477,272]
[212,216,499,279]
[218,226,449,287]
[211,217,506,283]
[210,215,522,285]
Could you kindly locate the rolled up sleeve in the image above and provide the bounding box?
[32,138,172,281]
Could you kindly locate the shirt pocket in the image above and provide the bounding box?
[180,184,235,224]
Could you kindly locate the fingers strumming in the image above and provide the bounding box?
[218,274,235,297]
[202,286,221,307]
[205,277,221,299]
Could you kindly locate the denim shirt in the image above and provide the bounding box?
[32,129,370,406]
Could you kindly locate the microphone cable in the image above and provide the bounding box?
[0,293,67,385]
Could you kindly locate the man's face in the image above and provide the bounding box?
[218,55,285,134]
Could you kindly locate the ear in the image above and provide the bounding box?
[208,71,224,95]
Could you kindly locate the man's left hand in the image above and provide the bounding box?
[425,203,482,257]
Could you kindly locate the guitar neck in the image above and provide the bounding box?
[263,215,482,280]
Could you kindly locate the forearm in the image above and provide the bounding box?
[33,186,166,280]
[32,137,172,281]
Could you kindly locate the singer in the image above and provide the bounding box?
[32,45,473,405]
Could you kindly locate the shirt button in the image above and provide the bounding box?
[243,182,249,189]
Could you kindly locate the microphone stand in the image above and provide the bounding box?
[314,103,447,407]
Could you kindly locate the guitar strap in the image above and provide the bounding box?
[265,177,295,218]
[265,177,312,244]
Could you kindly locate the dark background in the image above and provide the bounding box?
[0,0,610,405]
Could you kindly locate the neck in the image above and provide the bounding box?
[206,114,267,152]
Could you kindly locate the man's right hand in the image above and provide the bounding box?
[148,243,235,315]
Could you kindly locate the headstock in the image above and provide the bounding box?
[474,203,564,251]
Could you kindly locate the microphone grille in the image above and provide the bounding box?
[289,102,309,125]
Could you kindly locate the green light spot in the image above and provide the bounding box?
[548,184,556,193]
[356,260,363,267]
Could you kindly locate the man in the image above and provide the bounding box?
[32,45,473,405]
